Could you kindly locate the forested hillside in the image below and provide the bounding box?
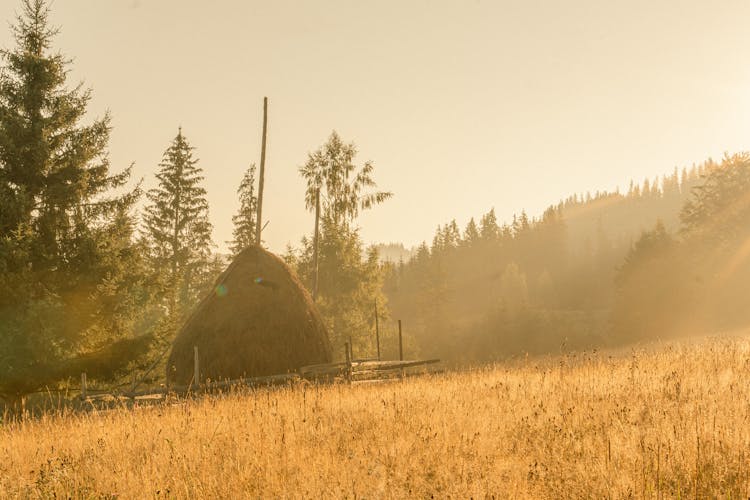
[382,160,735,362]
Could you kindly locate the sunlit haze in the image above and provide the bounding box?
[2,0,749,253]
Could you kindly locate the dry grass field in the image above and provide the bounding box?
[3,336,750,498]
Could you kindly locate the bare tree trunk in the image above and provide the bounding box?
[312,188,320,301]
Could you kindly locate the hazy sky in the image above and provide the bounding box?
[2,0,750,253]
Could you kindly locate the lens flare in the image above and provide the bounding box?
[215,284,228,297]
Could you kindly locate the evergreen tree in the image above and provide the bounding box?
[642,178,652,197]
[431,225,445,254]
[479,208,500,240]
[143,128,214,320]
[293,131,391,356]
[463,218,480,246]
[444,220,461,249]
[519,211,531,232]
[229,164,257,255]
[511,213,521,236]
[0,0,150,402]
[299,131,392,225]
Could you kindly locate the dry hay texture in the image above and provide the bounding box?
[167,246,332,384]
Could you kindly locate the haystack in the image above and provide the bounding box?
[166,246,332,385]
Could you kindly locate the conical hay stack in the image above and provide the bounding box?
[166,246,332,385]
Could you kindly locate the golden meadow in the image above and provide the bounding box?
[3,335,750,498]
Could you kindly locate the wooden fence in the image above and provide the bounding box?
[77,319,440,402]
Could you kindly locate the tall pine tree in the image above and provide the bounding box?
[0,0,150,402]
[144,128,214,323]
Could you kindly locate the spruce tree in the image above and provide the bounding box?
[228,164,257,256]
[463,218,480,246]
[444,220,461,249]
[144,128,214,320]
[479,209,500,240]
[0,0,150,402]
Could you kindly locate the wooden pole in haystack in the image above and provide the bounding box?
[255,97,268,246]
[375,300,381,360]
[312,188,320,302]
[80,373,87,401]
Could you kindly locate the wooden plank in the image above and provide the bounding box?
[353,359,441,372]
[298,358,440,378]
[299,361,348,372]
[298,365,346,380]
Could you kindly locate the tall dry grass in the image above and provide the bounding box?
[2,336,750,498]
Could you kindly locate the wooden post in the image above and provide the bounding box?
[193,345,200,389]
[398,320,403,361]
[80,373,87,401]
[344,342,352,383]
[255,97,268,246]
[312,188,320,302]
[398,320,405,379]
[375,300,381,361]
